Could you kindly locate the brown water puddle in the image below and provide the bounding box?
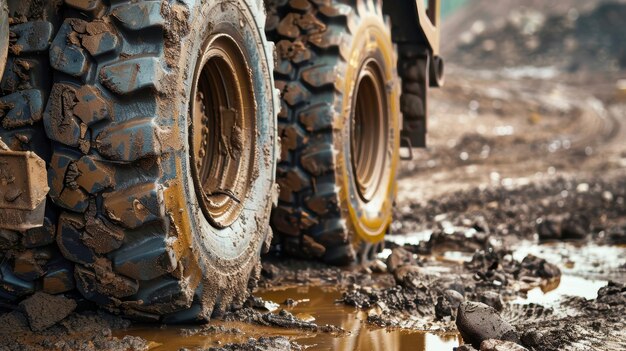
[117,240,623,350]
[259,286,460,350]
[118,286,460,351]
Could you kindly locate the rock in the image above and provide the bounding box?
[445,289,465,307]
[536,218,561,241]
[393,265,425,289]
[606,225,626,245]
[435,296,453,320]
[246,296,280,312]
[537,214,590,241]
[561,214,590,240]
[437,289,466,319]
[478,291,504,311]
[480,339,528,351]
[386,247,415,273]
[456,302,519,348]
[520,255,561,279]
[19,292,77,331]
[596,281,626,306]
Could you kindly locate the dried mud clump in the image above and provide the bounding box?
[19,292,77,331]
[207,336,303,351]
[223,308,343,334]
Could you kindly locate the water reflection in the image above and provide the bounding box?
[260,286,460,351]
[119,286,460,351]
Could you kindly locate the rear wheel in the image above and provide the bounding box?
[267,0,400,265]
[44,0,278,322]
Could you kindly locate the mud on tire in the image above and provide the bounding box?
[0,1,75,303]
[266,0,401,265]
[44,0,278,322]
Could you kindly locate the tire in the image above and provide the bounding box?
[267,0,401,265]
[0,1,74,303]
[44,0,278,322]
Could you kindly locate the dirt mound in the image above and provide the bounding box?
[446,2,626,72]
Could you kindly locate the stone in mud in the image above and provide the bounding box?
[245,296,280,312]
[435,295,453,320]
[445,289,465,306]
[477,291,504,311]
[455,345,479,351]
[537,214,590,241]
[480,339,529,351]
[606,225,626,245]
[436,289,465,320]
[393,265,426,289]
[386,247,416,272]
[560,214,590,240]
[520,255,561,279]
[536,218,561,241]
[596,281,626,306]
[19,292,77,331]
[456,301,519,348]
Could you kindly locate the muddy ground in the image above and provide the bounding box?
[1,64,623,350]
[2,3,626,351]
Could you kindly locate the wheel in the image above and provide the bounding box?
[267,0,401,265]
[0,1,74,303]
[44,0,278,322]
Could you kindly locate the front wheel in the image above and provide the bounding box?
[44,0,278,322]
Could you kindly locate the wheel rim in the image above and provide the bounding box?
[189,34,255,228]
[350,59,388,203]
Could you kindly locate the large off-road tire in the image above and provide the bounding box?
[0,1,74,303]
[44,0,278,322]
[267,0,401,265]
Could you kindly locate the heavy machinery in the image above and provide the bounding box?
[0,0,442,322]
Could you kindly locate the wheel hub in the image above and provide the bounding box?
[189,34,255,228]
[350,59,388,203]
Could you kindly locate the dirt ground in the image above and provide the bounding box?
[1,2,626,351]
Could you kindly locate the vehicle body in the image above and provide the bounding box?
[0,0,442,321]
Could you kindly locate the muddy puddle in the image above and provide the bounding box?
[117,237,624,350]
[119,286,461,351]
[117,274,611,351]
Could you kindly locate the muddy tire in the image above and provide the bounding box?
[0,1,74,303]
[267,0,401,265]
[44,0,278,322]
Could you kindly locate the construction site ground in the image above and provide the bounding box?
[1,1,625,350]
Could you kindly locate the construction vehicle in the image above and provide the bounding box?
[0,0,442,322]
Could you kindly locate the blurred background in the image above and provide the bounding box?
[396,0,626,204]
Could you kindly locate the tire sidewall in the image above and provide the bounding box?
[168,0,276,274]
